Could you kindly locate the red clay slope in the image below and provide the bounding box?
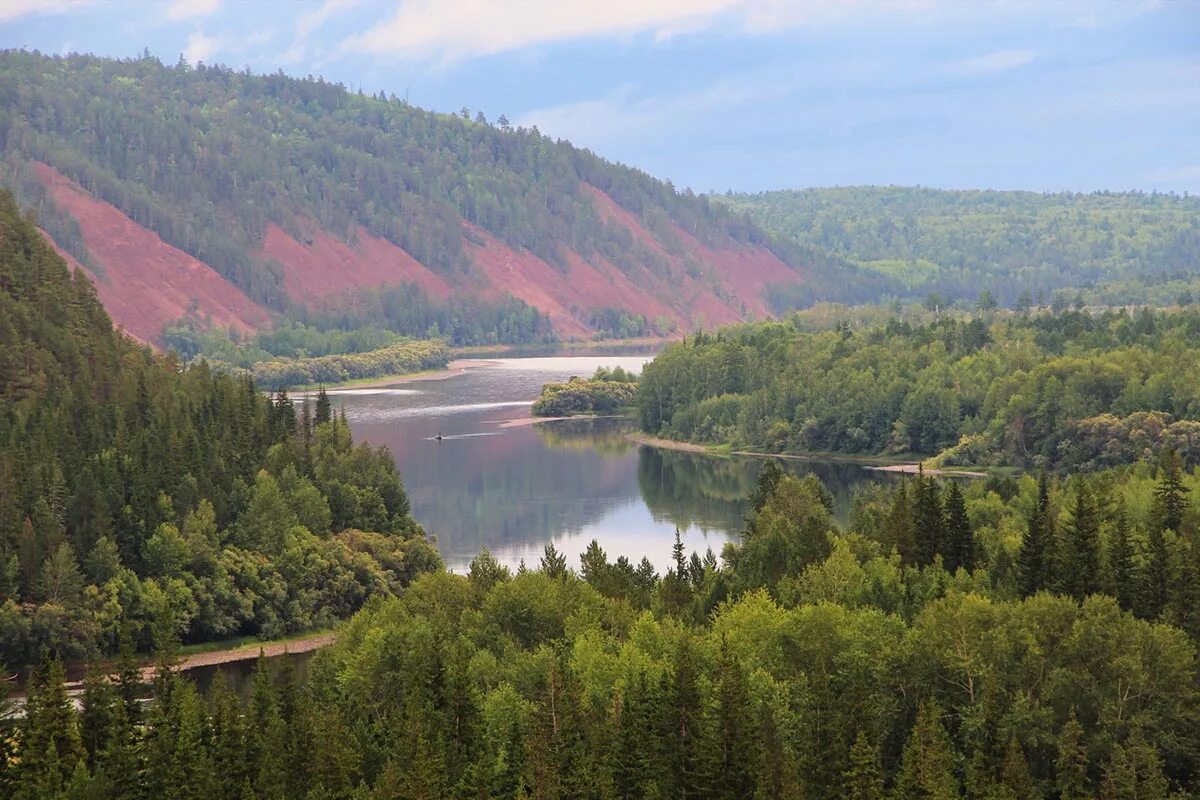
[582,183,800,320]
[261,221,451,303]
[32,162,269,342]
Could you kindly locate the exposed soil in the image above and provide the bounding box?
[33,162,270,342]
[261,220,452,304]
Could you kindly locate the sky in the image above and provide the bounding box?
[2,0,1199,194]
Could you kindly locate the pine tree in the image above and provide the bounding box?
[893,703,959,800]
[540,541,568,579]
[1061,478,1101,600]
[16,659,85,800]
[1018,474,1053,597]
[942,482,974,573]
[1108,503,1137,612]
[749,460,785,514]
[1055,710,1089,800]
[1142,526,1171,620]
[712,638,755,800]
[997,735,1036,800]
[1152,449,1189,534]
[843,730,884,800]
[314,387,332,426]
[886,481,917,563]
[663,636,710,799]
[912,474,945,566]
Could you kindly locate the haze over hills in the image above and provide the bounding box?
[0,50,885,345]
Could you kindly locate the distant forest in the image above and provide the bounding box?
[719,187,1200,307]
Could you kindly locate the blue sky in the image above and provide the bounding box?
[3,0,1198,193]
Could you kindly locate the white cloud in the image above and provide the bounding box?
[1142,164,1200,189]
[0,0,98,22]
[278,0,361,64]
[340,1,1152,63]
[183,30,221,63]
[341,0,903,62]
[947,49,1036,75]
[166,0,220,22]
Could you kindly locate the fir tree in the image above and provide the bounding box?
[1108,503,1137,612]
[314,387,332,426]
[942,482,974,573]
[893,703,959,800]
[1061,478,1101,600]
[1018,474,1053,597]
[1152,448,1189,534]
[844,730,884,800]
[539,541,568,579]
[1055,710,1089,800]
[912,474,945,566]
[712,638,755,800]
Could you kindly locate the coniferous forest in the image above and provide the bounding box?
[4,28,1200,800]
[0,190,440,664]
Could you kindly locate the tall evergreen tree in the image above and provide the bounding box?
[663,636,710,800]
[912,474,946,566]
[942,482,974,573]
[1108,503,1137,612]
[1018,474,1053,597]
[712,638,756,800]
[1055,710,1089,800]
[1152,449,1189,534]
[844,730,884,800]
[893,703,959,800]
[1061,478,1101,600]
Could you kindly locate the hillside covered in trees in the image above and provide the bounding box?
[638,309,1200,470]
[10,453,1200,799]
[0,50,890,345]
[719,187,1200,308]
[0,189,440,665]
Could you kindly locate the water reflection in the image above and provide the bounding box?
[330,355,898,573]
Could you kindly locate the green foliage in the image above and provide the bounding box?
[531,368,639,417]
[638,309,1200,470]
[0,189,439,665]
[718,185,1200,307]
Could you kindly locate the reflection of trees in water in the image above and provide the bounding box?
[637,448,899,531]
[533,417,638,455]
[405,427,637,561]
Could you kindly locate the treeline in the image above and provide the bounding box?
[718,185,1200,307]
[531,367,639,417]
[293,283,555,346]
[248,339,449,391]
[11,456,1200,798]
[0,190,439,665]
[638,308,1200,470]
[0,50,794,308]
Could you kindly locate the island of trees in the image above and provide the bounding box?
[531,366,639,417]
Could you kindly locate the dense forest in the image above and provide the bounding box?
[719,187,1200,307]
[638,309,1200,470]
[0,49,783,307]
[9,453,1200,799]
[0,190,440,664]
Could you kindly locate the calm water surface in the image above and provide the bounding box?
[323,354,896,573]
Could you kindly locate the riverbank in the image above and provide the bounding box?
[138,630,336,682]
[626,433,990,476]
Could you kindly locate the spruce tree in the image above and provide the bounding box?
[664,636,710,799]
[1061,478,1101,600]
[314,387,332,426]
[1055,710,1089,800]
[1108,504,1137,612]
[1142,526,1171,620]
[942,482,974,573]
[712,638,755,800]
[887,481,917,563]
[540,541,568,579]
[1018,474,1053,597]
[912,474,946,566]
[1152,448,1189,534]
[893,703,959,800]
[844,730,884,800]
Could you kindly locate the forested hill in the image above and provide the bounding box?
[0,50,881,343]
[0,188,440,666]
[718,186,1200,307]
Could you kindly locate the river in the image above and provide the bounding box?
[322,353,899,573]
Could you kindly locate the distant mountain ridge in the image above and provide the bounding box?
[0,50,866,343]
